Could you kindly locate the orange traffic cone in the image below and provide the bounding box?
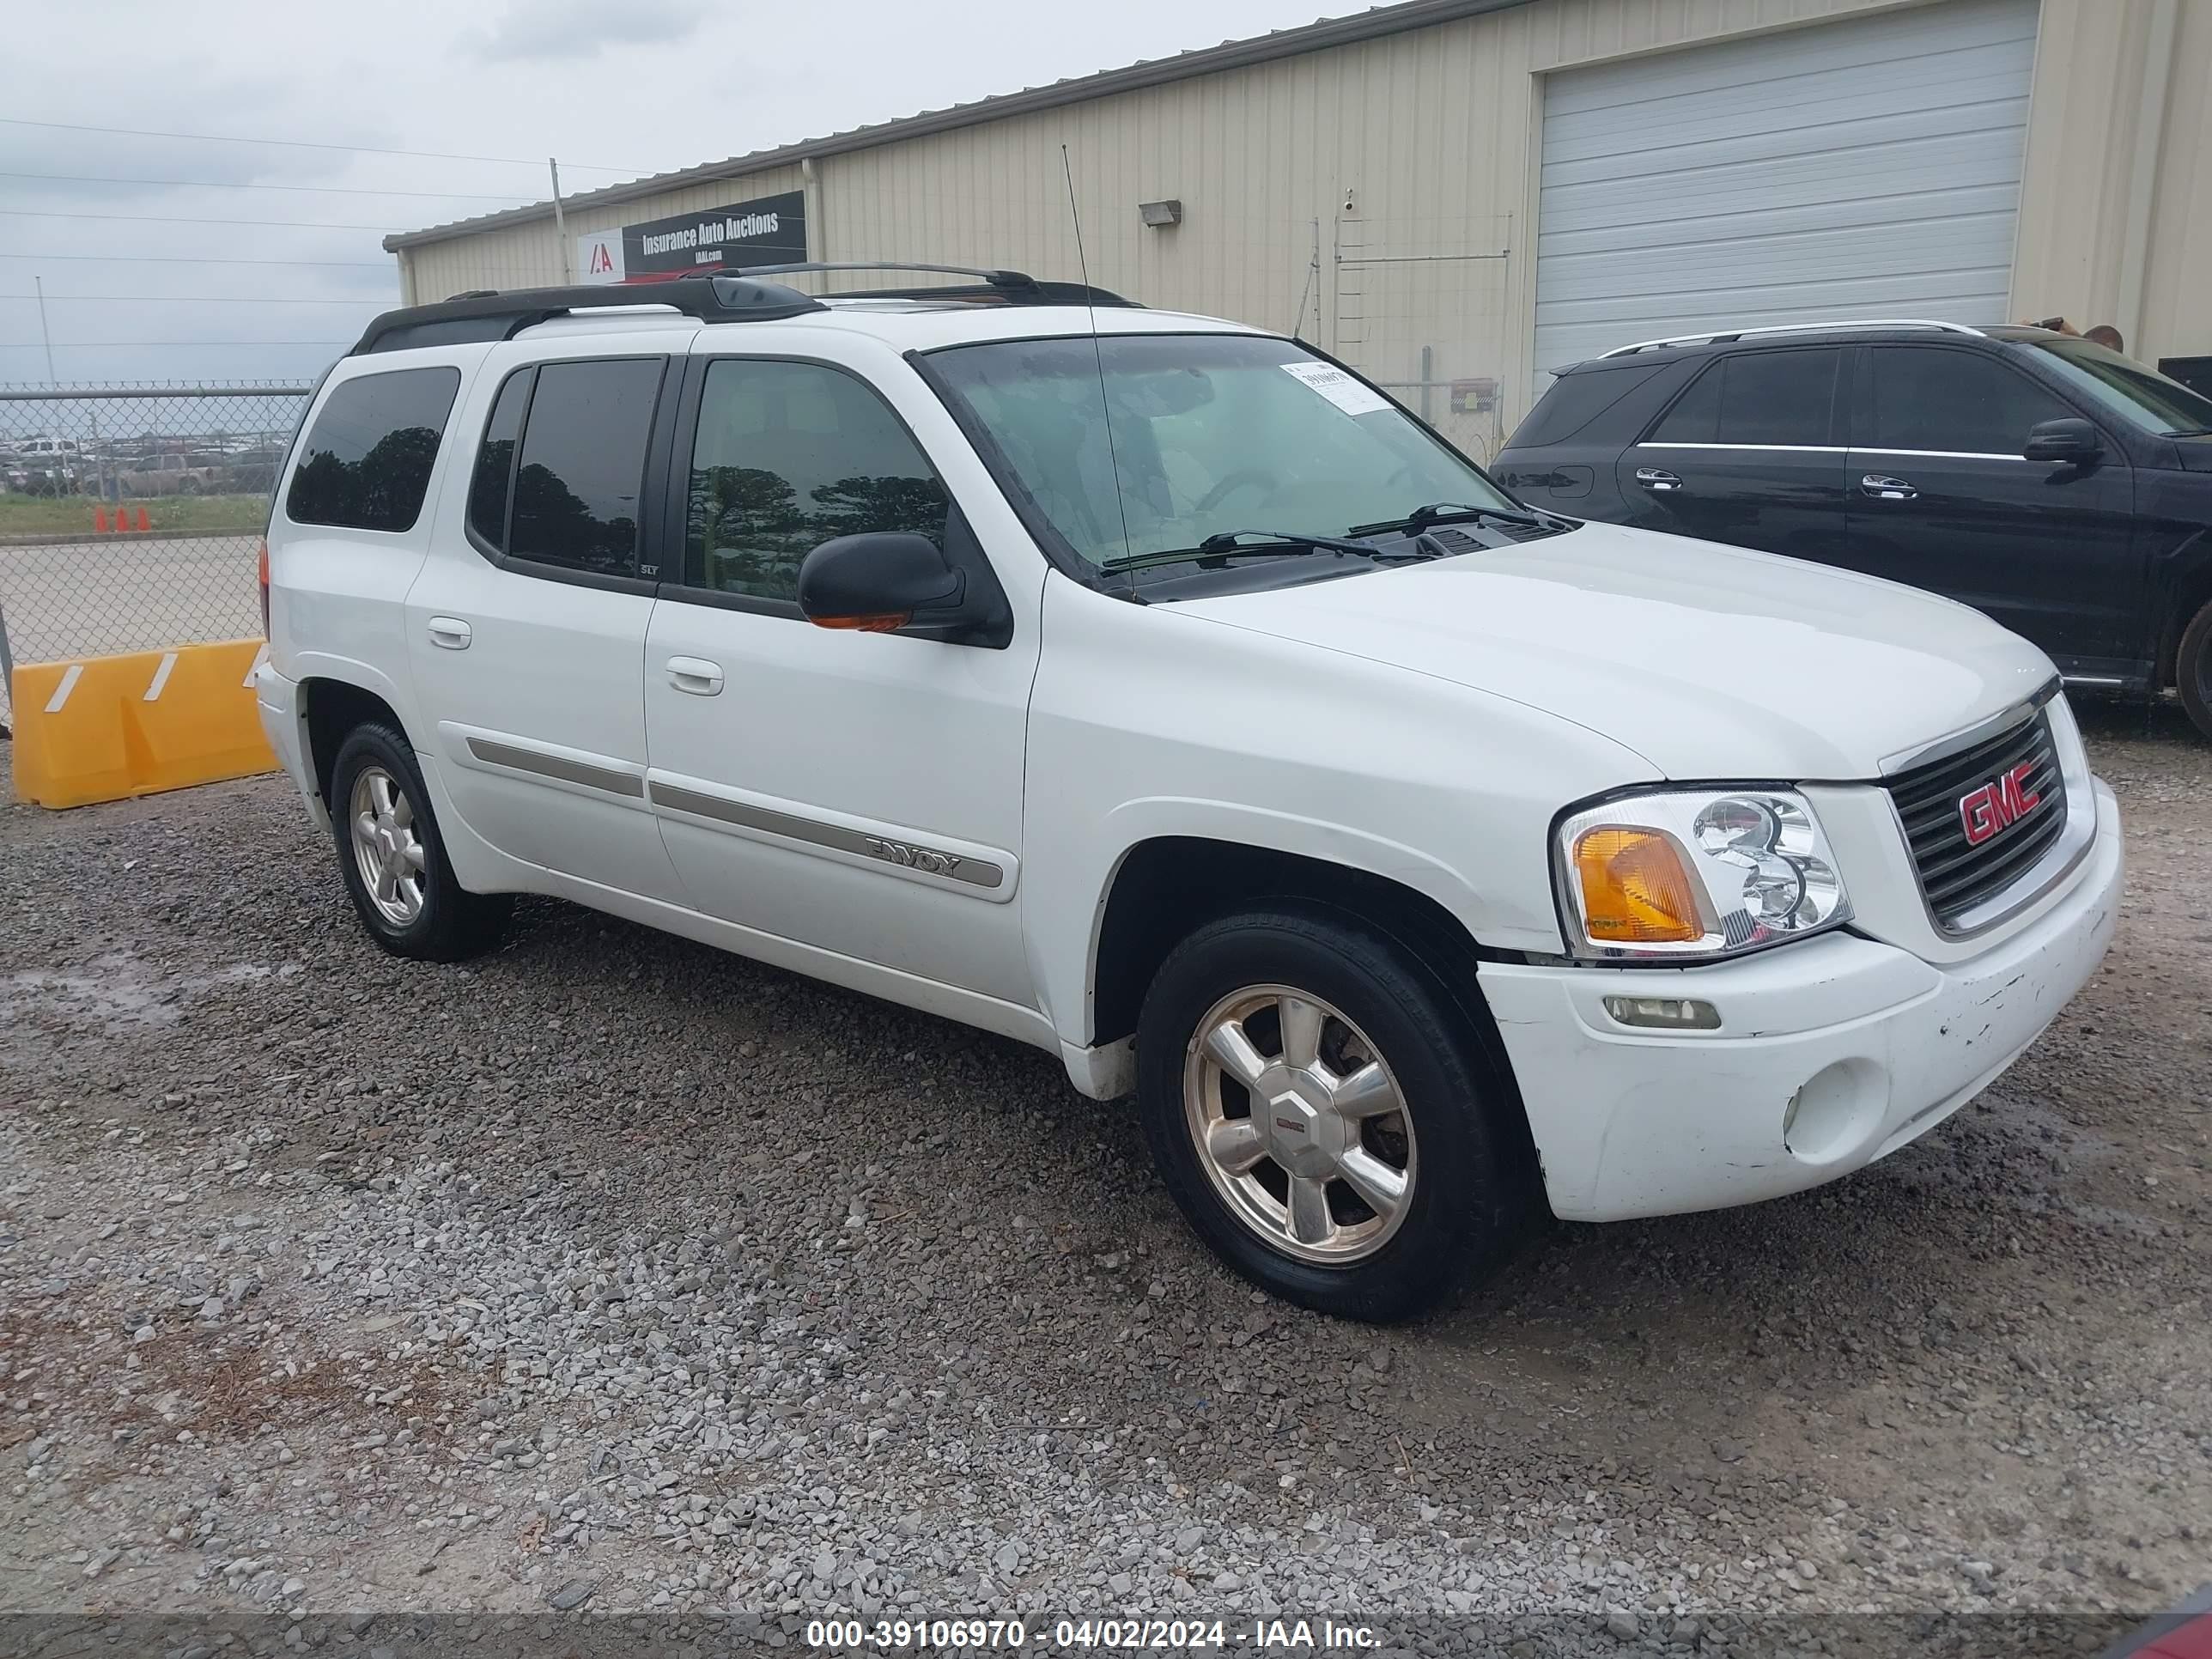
[94,505,108,533]
[135,505,150,533]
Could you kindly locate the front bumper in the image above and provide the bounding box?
[1480,778,2122,1222]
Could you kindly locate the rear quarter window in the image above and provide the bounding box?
[1647,348,1841,447]
[285,366,462,533]
[1510,363,1665,447]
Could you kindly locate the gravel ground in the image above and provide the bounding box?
[2,703,2207,1643]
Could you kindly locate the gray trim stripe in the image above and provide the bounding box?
[466,738,644,798]
[650,781,1005,890]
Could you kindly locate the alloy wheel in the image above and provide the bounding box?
[1182,983,1418,1264]
[349,764,427,927]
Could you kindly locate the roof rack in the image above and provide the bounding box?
[737,261,1139,307]
[1597,319,1985,358]
[351,271,823,356]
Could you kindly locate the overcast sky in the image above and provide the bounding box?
[0,0,1361,388]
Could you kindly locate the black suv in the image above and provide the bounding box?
[1494,320,2212,738]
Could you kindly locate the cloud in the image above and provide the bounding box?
[463,0,707,62]
[0,0,1358,383]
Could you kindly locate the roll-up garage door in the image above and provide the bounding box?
[1534,0,2039,374]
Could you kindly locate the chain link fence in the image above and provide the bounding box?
[0,382,311,729]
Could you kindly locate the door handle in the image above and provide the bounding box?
[1861,474,1919,501]
[1635,466,1683,492]
[427,616,472,650]
[666,655,724,696]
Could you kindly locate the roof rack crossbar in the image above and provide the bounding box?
[734,260,1136,307]
[1597,318,1985,358]
[734,259,1041,288]
[830,279,1140,309]
[351,270,823,355]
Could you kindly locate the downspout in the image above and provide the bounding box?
[801,155,823,270]
[548,159,571,287]
[2114,0,2179,351]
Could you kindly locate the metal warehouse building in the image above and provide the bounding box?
[386,0,2211,458]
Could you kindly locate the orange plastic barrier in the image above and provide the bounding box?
[9,640,277,809]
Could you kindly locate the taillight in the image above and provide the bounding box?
[257,538,270,637]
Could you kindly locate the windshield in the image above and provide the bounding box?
[925,332,1521,569]
[2027,337,2212,435]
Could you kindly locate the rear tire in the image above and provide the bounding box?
[329,721,511,962]
[2179,599,2212,741]
[1135,904,1528,1321]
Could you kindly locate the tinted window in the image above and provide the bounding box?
[284,368,459,532]
[1650,349,1839,447]
[509,358,664,575]
[1512,363,1664,447]
[467,368,531,550]
[1868,347,2077,454]
[687,359,949,602]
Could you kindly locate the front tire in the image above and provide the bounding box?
[2178,599,2212,741]
[1135,905,1528,1321]
[329,722,510,962]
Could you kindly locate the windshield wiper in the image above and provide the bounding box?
[2165,426,2212,437]
[1098,528,1390,574]
[1346,501,1555,537]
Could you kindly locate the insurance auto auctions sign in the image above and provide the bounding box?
[574,190,807,284]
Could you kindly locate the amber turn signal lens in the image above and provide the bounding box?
[1574,827,1703,944]
[809,612,910,632]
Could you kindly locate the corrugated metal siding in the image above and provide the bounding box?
[1533,0,2039,374]
[814,0,1902,428]
[398,0,2033,423]
[2141,0,2212,357]
[2011,0,2212,360]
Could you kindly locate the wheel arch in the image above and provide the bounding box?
[299,673,410,813]
[2154,528,2212,688]
[1086,835,1537,1159]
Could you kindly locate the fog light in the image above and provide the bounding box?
[1602,995,1721,1030]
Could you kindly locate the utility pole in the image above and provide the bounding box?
[32,273,58,383]
[548,158,570,285]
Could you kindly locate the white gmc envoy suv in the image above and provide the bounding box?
[258,266,2123,1319]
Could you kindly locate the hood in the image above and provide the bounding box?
[1180,520,2056,781]
[2172,437,2212,473]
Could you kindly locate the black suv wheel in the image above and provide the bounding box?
[2179,599,2212,741]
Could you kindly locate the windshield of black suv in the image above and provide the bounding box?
[2026,337,2212,436]
[924,332,1528,573]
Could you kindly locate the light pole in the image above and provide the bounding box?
[33,273,58,384]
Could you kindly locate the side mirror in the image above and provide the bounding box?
[2023,417,2101,465]
[798,532,973,638]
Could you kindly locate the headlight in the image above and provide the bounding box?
[1553,789,1851,962]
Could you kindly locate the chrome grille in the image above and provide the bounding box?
[1887,708,2067,931]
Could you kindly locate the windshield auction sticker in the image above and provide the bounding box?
[1279,360,1394,417]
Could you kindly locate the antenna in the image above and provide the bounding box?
[1061,143,1137,586]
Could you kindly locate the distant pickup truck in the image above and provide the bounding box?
[3,436,86,494]
[116,450,229,497]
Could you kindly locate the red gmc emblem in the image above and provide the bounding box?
[1959,762,2044,846]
